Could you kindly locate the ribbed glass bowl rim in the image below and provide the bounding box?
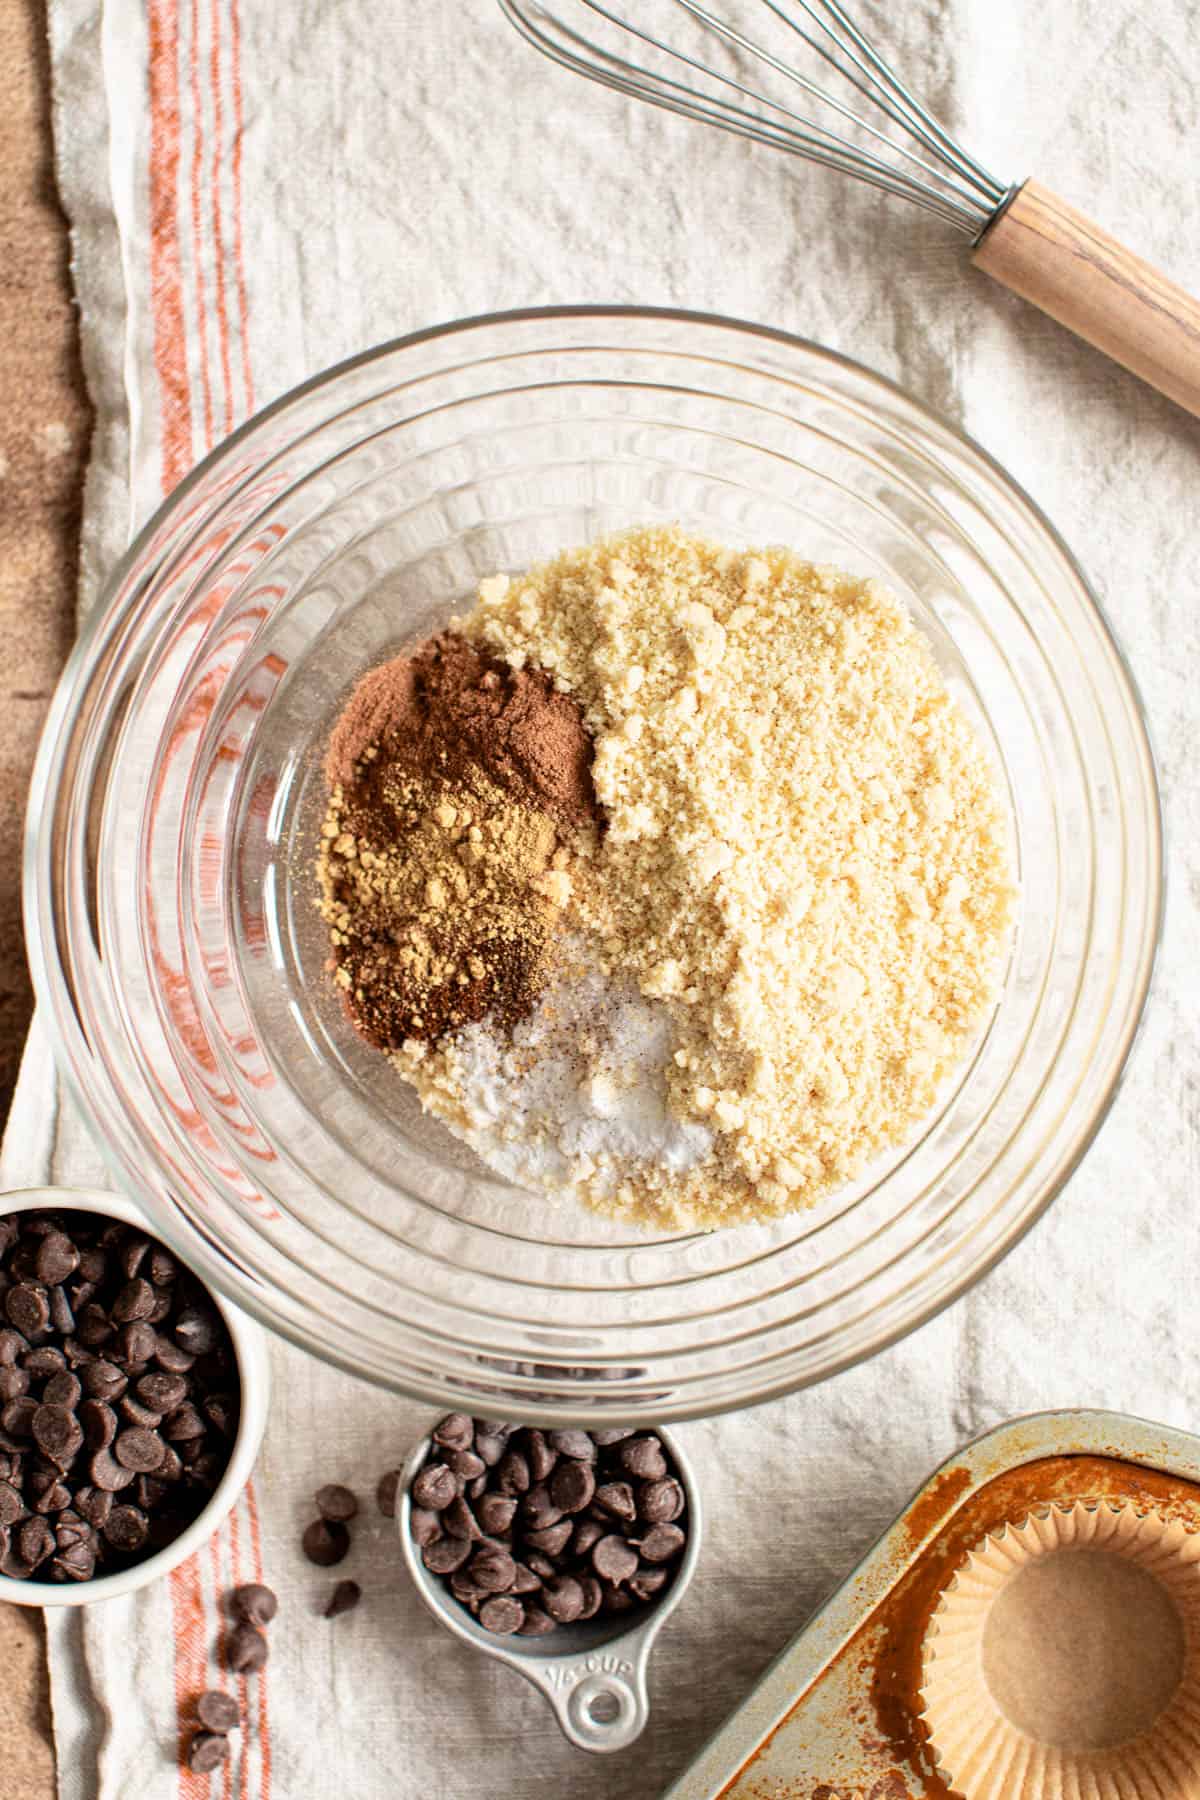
[23,305,1165,1418]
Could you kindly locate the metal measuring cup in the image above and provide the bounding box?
[399,1425,702,1752]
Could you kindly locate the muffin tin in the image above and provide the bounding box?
[663,1410,1200,1799]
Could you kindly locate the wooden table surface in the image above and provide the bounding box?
[1,0,91,1788]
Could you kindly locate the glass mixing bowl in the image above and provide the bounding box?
[25,309,1161,1423]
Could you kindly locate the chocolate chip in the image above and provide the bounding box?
[115,1321,157,1367]
[33,1482,72,1515]
[639,1478,685,1523]
[35,1235,79,1288]
[550,1460,595,1515]
[103,1505,149,1552]
[578,1575,604,1618]
[80,1400,117,1451]
[594,1481,637,1522]
[0,1483,25,1526]
[478,1595,524,1634]
[1,1398,37,1439]
[231,1583,278,1626]
[527,1431,557,1482]
[18,1516,56,1569]
[110,1279,155,1324]
[89,1448,136,1492]
[411,1463,457,1511]
[118,1236,150,1281]
[5,1285,49,1337]
[75,1487,112,1529]
[548,1430,595,1461]
[510,1561,542,1595]
[135,1371,186,1413]
[431,1413,474,1453]
[0,1367,28,1404]
[315,1483,358,1522]
[148,1249,176,1287]
[525,1551,557,1580]
[572,1519,604,1557]
[136,1476,168,1511]
[24,1348,67,1380]
[153,1336,195,1375]
[48,1289,75,1337]
[42,1372,82,1410]
[324,1579,361,1618]
[174,1308,219,1356]
[0,1330,28,1366]
[203,1393,237,1436]
[409,1507,441,1547]
[445,1448,485,1482]
[188,1733,231,1774]
[76,1304,114,1347]
[542,1575,586,1622]
[469,1546,516,1593]
[114,1428,165,1473]
[81,1361,126,1402]
[639,1523,687,1563]
[226,1623,269,1673]
[525,1521,573,1557]
[443,1496,481,1541]
[517,1606,557,1636]
[629,1566,671,1602]
[496,1450,531,1496]
[472,1434,505,1468]
[521,1484,563,1530]
[302,1518,350,1567]
[591,1429,635,1446]
[618,1436,668,1480]
[119,1394,163,1431]
[54,1540,96,1581]
[475,1493,517,1536]
[376,1469,402,1517]
[422,1535,471,1575]
[592,1535,639,1584]
[196,1690,240,1733]
[163,1404,205,1441]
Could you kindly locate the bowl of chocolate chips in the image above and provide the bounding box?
[0,1188,269,1604]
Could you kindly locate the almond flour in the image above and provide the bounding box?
[442,524,1018,1230]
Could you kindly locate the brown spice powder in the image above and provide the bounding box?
[318,631,599,1049]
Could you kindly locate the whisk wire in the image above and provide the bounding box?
[499,0,1008,234]
[514,3,979,228]
[662,0,989,214]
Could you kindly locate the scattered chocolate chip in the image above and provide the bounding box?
[188,1732,231,1774]
[196,1690,240,1733]
[324,1579,361,1618]
[231,1582,278,1627]
[315,1483,358,1522]
[302,1518,350,1567]
[226,1624,269,1673]
[375,1469,401,1518]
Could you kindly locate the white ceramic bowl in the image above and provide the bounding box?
[0,1186,269,1607]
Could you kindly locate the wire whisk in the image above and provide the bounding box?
[498,0,1200,417]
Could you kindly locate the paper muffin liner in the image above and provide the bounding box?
[921,1501,1200,1800]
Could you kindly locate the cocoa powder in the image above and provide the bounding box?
[325,632,598,829]
[318,632,598,1049]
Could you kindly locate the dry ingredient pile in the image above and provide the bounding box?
[318,526,1016,1231]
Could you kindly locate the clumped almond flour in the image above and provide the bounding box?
[328,526,1016,1231]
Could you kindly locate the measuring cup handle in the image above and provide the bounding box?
[519,1655,651,1753]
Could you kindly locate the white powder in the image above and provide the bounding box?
[401,942,713,1200]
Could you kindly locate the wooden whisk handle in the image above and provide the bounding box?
[972,178,1200,419]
